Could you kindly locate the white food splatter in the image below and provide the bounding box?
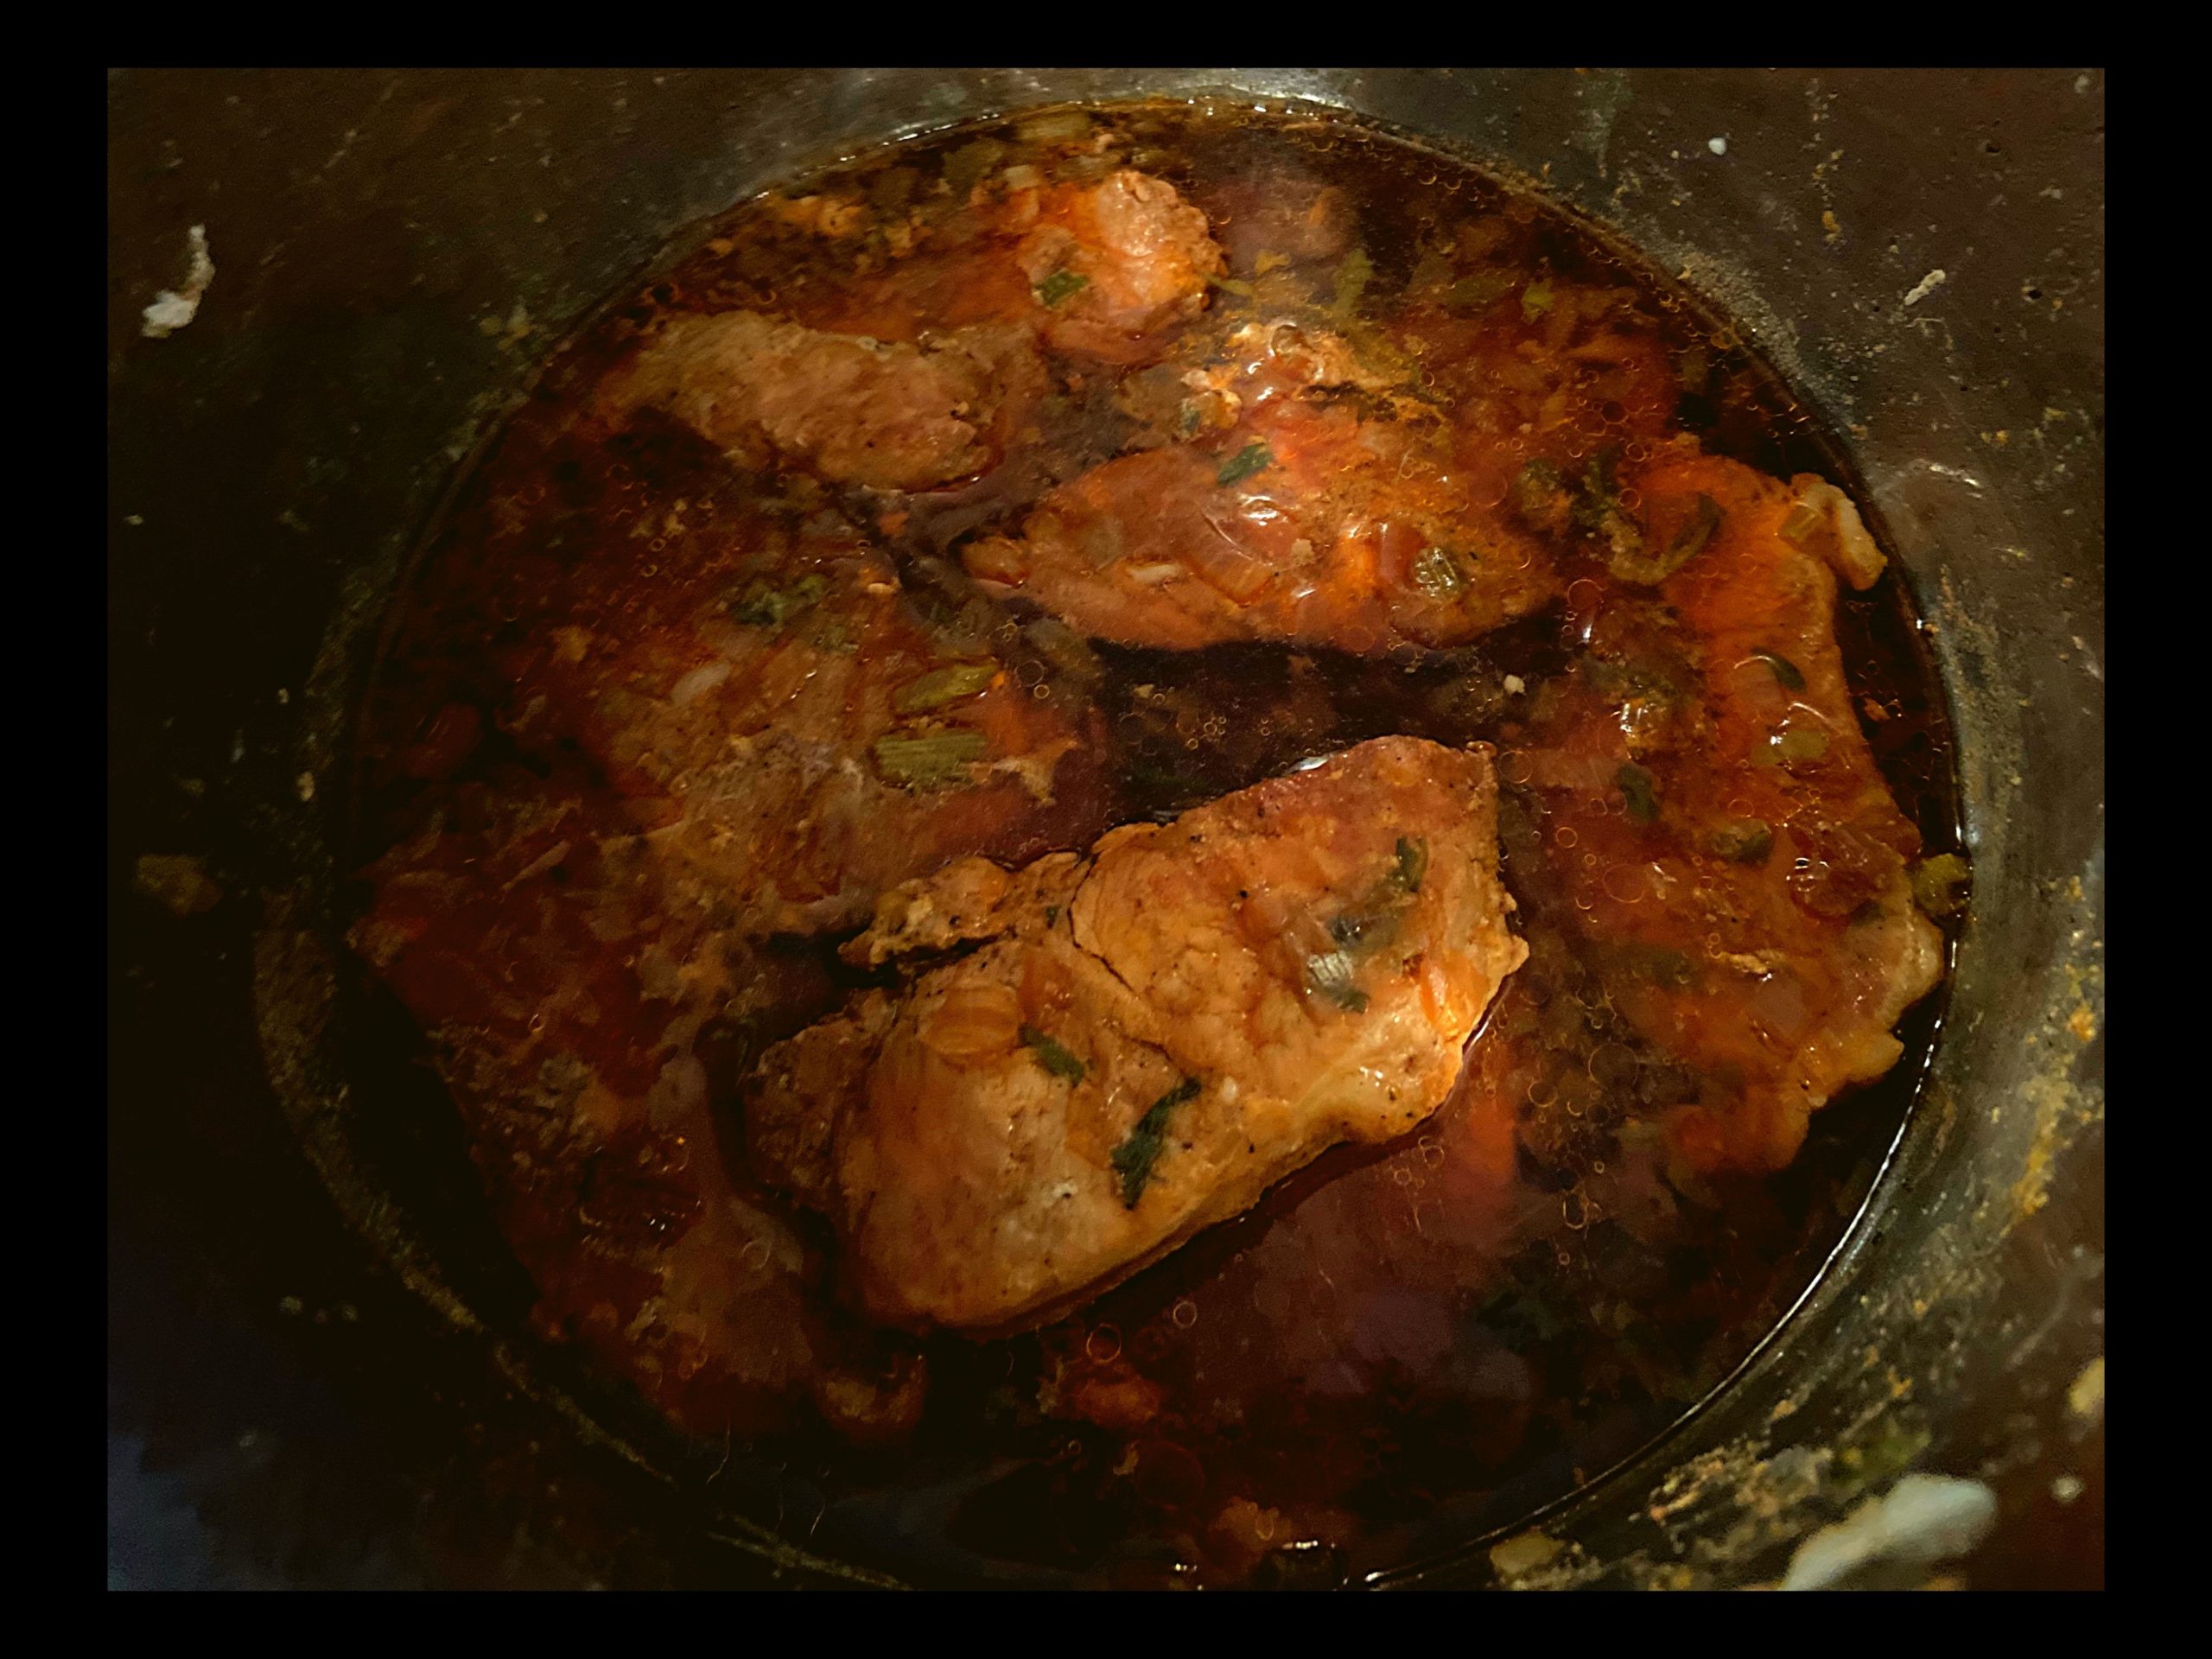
[141,224,215,339]
[1778,1474,1996,1591]
[1903,269,1948,307]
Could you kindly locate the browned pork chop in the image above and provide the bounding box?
[601,309,1044,492]
[1508,442,1942,1175]
[747,736,1527,1333]
[963,320,1560,652]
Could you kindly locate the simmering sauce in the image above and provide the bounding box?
[346,102,1965,1586]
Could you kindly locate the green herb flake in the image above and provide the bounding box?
[1327,908,1401,954]
[1112,1077,1201,1207]
[1036,269,1090,308]
[1521,279,1556,320]
[1411,545,1466,599]
[1667,493,1725,568]
[1509,459,1576,537]
[1704,818,1773,865]
[1207,272,1257,298]
[1772,728,1829,766]
[1837,1419,1935,1496]
[1019,1025,1087,1084]
[1748,648,1807,691]
[1677,346,1712,394]
[894,662,998,714]
[1393,836,1429,893]
[1606,491,1725,585]
[1306,950,1370,1013]
[1909,853,1972,918]
[734,572,831,629]
[1216,442,1273,488]
[1574,448,1655,575]
[1331,245,1375,318]
[1445,270,1513,312]
[873,730,988,788]
[1617,762,1661,823]
[1778,501,1825,549]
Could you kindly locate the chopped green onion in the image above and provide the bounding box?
[1510,459,1576,537]
[1328,908,1401,953]
[893,662,998,714]
[1019,1025,1086,1084]
[1771,728,1829,766]
[1576,448,1654,574]
[1616,762,1661,824]
[1207,273,1256,298]
[1216,442,1273,487]
[1111,1077,1200,1207]
[1445,270,1513,311]
[1748,648,1806,691]
[1704,818,1773,864]
[1521,279,1555,320]
[1602,484,1723,587]
[1393,836,1430,893]
[1778,501,1825,549]
[734,572,830,629]
[1676,346,1711,394]
[1910,853,1972,918]
[873,730,988,787]
[1668,493,1724,566]
[1411,545,1465,599]
[1306,950,1370,1013]
[1036,269,1090,308]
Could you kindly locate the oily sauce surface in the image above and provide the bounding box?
[346,104,1963,1586]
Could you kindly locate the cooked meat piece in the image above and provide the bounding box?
[601,309,1044,492]
[501,531,1111,937]
[1507,442,1942,1174]
[377,416,1117,941]
[599,171,1221,490]
[785,169,1224,369]
[747,736,1527,1333]
[1015,169,1225,361]
[963,325,1560,652]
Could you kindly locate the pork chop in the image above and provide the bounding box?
[747,736,1527,1332]
[963,320,1560,652]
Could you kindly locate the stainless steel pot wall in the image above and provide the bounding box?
[107,68,2104,1589]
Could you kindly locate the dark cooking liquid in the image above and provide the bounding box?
[346,102,1961,1587]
